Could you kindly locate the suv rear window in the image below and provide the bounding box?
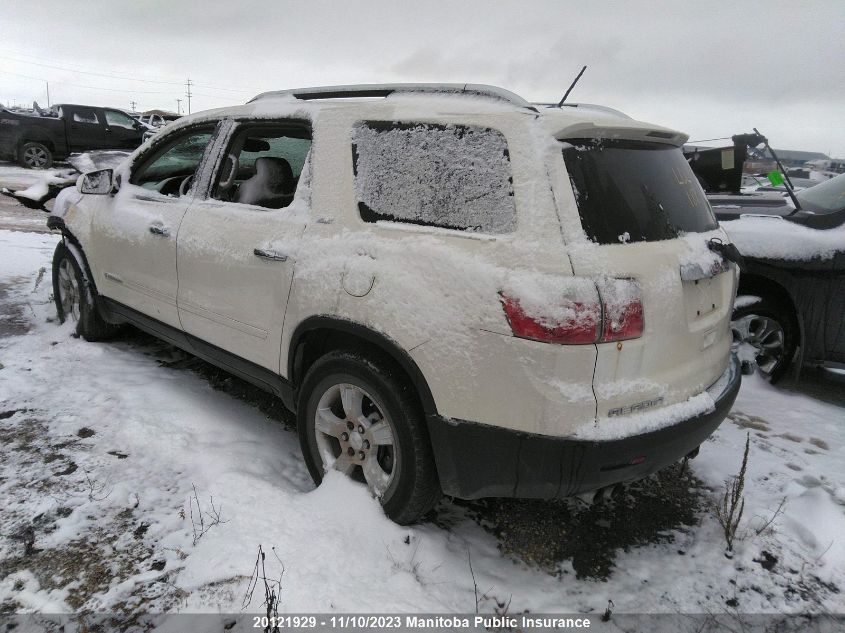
[562,139,717,244]
[352,121,516,233]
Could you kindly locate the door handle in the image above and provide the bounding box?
[149,225,170,237]
[253,248,288,261]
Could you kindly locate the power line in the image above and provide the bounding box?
[0,46,180,78]
[0,51,263,94]
[0,69,178,95]
[0,68,47,83]
[193,83,255,94]
[191,92,246,101]
[2,67,246,112]
[0,53,184,85]
[688,137,733,144]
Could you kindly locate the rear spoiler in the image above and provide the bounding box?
[555,123,687,148]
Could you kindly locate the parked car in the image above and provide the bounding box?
[715,173,845,380]
[137,110,180,129]
[0,103,149,169]
[136,111,181,142]
[0,150,132,210]
[47,83,741,523]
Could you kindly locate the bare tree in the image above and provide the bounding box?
[188,484,227,546]
[715,433,749,553]
[243,545,285,633]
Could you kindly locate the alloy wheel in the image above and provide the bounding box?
[24,146,49,168]
[731,314,785,376]
[57,258,81,322]
[313,382,398,498]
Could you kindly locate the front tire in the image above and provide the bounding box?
[19,142,53,169]
[52,242,119,341]
[731,298,797,382]
[298,350,440,524]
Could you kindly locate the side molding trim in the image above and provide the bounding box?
[100,297,295,410]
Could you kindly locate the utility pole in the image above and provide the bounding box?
[130,100,137,113]
[185,78,192,114]
[46,81,50,107]
[176,98,182,115]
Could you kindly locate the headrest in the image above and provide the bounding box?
[254,156,294,189]
[243,137,271,152]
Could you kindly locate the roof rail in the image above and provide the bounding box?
[248,83,538,111]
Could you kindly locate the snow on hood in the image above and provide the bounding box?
[723,216,844,261]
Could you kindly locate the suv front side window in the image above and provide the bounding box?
[130,126,216,196]
[351,121,516,233]
[213,123,312,210]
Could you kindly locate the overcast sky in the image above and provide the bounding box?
[1,0,843,156]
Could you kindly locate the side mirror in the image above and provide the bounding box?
[77,168,114,195]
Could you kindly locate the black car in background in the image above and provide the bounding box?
[714,174,845,381]
[0,104,149,168]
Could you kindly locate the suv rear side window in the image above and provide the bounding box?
[352,121,516,233]
[562,139,717,244]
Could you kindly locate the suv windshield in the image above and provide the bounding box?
[562,139,718,244]
[796,173,845,215]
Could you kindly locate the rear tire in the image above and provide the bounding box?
[731,297,797,383]
[52,242,119,341]
[298,349,440,524]
[18,142,53,169]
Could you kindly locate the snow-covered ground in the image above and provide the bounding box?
[0,179,843,627]
[0,165,60,234]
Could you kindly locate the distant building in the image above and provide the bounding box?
[770,149,831,168]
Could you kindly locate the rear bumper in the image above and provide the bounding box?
[426,354,741,499]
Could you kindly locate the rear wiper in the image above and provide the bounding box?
[753,127,802,216]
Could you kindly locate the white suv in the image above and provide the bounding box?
[48,84,741,524]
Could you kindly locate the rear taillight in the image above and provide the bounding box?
[501,295,600,344]
[598,278,644,342]
[600,298,644,341]
[501,278,643,345]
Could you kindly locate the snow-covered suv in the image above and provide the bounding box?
[48,84,741,524]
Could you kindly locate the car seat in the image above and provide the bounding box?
[234,156,295,209]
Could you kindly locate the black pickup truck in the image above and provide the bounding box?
[0,104,148,169]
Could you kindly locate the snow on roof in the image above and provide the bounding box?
[147,84,686,152]
[248,83,536,109]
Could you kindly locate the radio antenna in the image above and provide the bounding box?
[753,127,801,214]
[558,65,587,106]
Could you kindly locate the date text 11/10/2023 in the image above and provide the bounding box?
[251,615,593,629]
